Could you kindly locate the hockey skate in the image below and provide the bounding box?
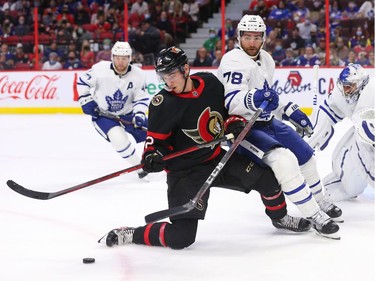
[98,227,135,247]
[307,210,340,240]
[318,198,344,223]
[272,214,312,232]
[138,170,149,180]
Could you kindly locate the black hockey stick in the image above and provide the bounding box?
[6,134,234,200]
[98,111,148,132]
[144,100,268,223]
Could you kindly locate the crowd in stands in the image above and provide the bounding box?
[0,0,374,70]
[192,0,374,67]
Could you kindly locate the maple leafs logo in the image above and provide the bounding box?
[105,90,128,112]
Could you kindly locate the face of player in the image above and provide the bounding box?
[160,65,190,93]
[342,83,356,96]
[112,55,130,74]
[240,31,263,57]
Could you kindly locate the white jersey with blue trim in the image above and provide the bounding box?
[308,76,374,150]
[217,48,283,122]
[76,61,150,116]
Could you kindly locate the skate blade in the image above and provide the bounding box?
[313,229,341,240]
[332,216,344,223]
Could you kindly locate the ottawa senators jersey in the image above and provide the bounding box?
[145,72,228,172]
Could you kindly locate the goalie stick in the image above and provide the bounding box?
[98,111,148,132]
[6,133,234,200]
[144,100,268,223]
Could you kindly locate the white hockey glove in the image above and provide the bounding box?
[283,102,313,137]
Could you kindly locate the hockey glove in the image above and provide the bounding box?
[249,81,279,112]
[132,112,147,128]
[79,95,99,118]
[224,116,247,139]
[283,102,314,137]
[141,150,165,173]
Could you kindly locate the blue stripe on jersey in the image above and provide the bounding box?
[224,90,240,110]
[283,182,307,196]
[293,192,313,205]
[77,77,90,87]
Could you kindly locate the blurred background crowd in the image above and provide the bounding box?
[0,0,374,70]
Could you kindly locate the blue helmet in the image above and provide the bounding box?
[337,63,369,103]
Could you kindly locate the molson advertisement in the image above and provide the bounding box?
[0,68,374,115]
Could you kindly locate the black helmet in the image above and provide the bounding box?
[155,46,188,74]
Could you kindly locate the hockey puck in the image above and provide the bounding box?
[83,258,95,264]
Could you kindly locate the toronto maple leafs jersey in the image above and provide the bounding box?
[145,72,228,172]
[76,61,150,116]
[308,76,374,150]
[217,48,286,122]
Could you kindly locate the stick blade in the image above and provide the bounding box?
[6,180,51,200]
[144,201,195,223]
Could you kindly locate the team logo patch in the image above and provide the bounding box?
[105,90,128,112]
[195,199,204,211]
[151,94,164,106]
[182,107,224,146]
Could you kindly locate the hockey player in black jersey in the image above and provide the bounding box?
[101,47,311,249]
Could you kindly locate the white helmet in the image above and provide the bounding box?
[337,63,369,104]
[111,41,132,61]
[237,15,267,57]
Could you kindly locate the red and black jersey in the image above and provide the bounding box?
[145,72,228,172]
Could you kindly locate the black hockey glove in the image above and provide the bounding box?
[141,150,165,173]
[224,115,247,139]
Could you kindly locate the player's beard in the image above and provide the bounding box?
[243,46,261,58]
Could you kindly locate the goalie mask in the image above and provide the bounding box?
[337,63,369,104]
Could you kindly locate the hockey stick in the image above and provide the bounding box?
[6,134,234,200]
[98,111,148,132]
[144,100,268,223]
[312,65,319,107]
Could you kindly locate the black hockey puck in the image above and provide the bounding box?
[83,258,95,264]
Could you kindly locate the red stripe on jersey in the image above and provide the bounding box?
[144,224,153,246]
[204,146,222,162]
[148,131,172,140]
[265,201,286,211]
[262,190,282,200]
[159,222,168,247]
[170,76,205,98]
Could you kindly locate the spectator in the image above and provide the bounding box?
[295,45,320,66]
[156,10,174,37]
[217,18,236,40]
[129,19,161,55]
[42,52,62,70]
[182,0,199,33]
[0,18,13,37]
[334,37,350,62]
[356,1,374,19]
[0,43,15,69]
[329,45,345,66]
[203,28,220,54]
[314,37,326,65]
[226,37,236,52]
[192,47,213,67]
[13,43,30,64]
[349,26,368,48]
[296,15,317,45]
[63,51,83,69]
[343,50,357,66]
[42,8,55,27]
[44,41,64,62]
[291,0,311,21]
[345,1,359,18]
[268,1,291,21]
[211,49,222,66]
[80,40,95,68]
[264,29,278,52]
[63,40,80,62]
[13,15,29,36]
[356,51,371,66]
[56,4,75,24]
[280,48,297,66]
[272,39,286,65]
[130,0,149,16]
[251,0,270,19]
[330,0,342,20]
[285,27,305,55]
[96,39,112,62]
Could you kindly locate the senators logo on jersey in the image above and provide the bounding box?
[182,107,224,146]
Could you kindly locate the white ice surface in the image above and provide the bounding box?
[0,115,374,281]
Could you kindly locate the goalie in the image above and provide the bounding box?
[307,64,374,201]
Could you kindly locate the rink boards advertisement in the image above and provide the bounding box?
[0,67,374,115]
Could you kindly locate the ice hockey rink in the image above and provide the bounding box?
[0,114,374,281]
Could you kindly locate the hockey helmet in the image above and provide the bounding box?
[154,46,188,75]
[111,41,132,61]
[337,63,369,103]
[237,15,266,40]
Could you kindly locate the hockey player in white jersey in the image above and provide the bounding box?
[308,64,374,201]
[77,41,150,179]
[217,15,342,239]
